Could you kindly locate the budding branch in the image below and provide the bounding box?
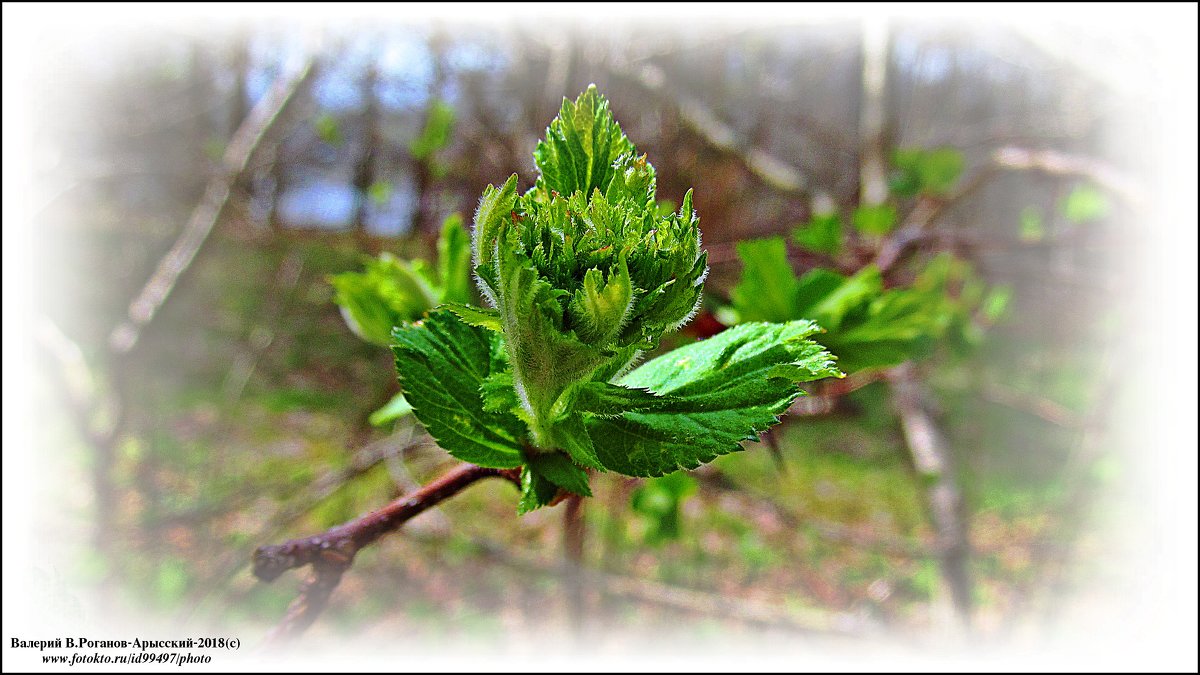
[252,463,520,641]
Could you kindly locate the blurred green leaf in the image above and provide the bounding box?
[1019,206,1045,242]
[1061,184,1110,223]
[727,245,998,373]
[852,204,898,236]
[793,212,843,256]
[889,148,924,198]
[313,112,343,147]
[331,216,474,345]
[982,286,1012,324]
[802,265,884,331]
[410,100,456,162]
[890,147,963,196]
[436,213,472,305]
[730,237,799,323]
[367,180,393,206]
[631,472,697,544]
[917,147,964,195]
[330,254,440,345]
[368,391,413,427]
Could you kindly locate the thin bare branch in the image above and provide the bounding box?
[108,54,318,355]
[992,145,1146,208]
[609,60,809,195]
[887,363,972,629]
[253,463,519,642]
[978,382,1085,429]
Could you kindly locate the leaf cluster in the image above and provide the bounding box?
[390,87,842,511]
[728,238,1007,373]
[330,214,472,346]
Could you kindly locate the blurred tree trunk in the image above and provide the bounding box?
[353,61,380,250]
[410,31,448,239]
[858,16,890,208]
[228,35,249,142]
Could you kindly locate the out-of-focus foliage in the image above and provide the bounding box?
[851,203,899,236]
[330,213,472,346]
[725,144,1006,373]
[889,147,965,197]
[727,238,1008,373]
[409,99,457,178]
[631,472,698,545]
[330,214,472,426]
[793,212,843,256]
[1061,183,1110,224]
[313,111,344,147]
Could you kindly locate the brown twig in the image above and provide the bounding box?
[874,144,1143,276]
[253,463,520,642]
[872,162,993,276]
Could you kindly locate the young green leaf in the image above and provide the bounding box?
[889,148,925,197]
[395,87,848,512]
[330,254,440,345]
[331,215,474,345]
[852,204,898,236]
[368,391,414,427]
[580,321,842,477]
[793,212,843,256]
[436,213,472,305]
[472,88,707,457]
[533,84,635,199]
[409,99,456,162]
[730,237,800,323]
[518,466,561,515]
[391,310,526,469]
[526,451,592,497]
